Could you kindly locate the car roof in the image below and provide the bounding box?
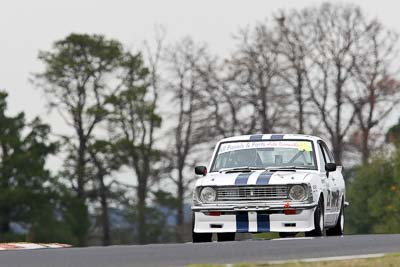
[219,134,322,143]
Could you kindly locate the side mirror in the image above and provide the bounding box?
[195,166,207,176]
[325,163,337,172]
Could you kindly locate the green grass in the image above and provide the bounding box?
[251,232,280,239]
[189,253,400,267]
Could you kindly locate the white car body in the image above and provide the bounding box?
[192,134,345,237]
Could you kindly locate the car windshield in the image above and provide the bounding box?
[211,140,317,172]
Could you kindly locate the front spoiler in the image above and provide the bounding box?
[191,202,317,212]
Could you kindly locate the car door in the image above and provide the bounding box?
[318,141,340,226]
[316,141,331,225]
[322,143,344,213]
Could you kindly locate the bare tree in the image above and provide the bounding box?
[349,20,400,163]
[198,57,259,137]
[274,11,313,133]
[300,3,364,164]
[229,24,291,134]
[164,37,212,242]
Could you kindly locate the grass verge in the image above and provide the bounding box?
[189,253,400,267]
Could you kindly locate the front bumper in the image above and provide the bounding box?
[192,201,317,233]
[192,201,317,212]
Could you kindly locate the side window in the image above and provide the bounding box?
[318,143,327,165]
[320,142,334,164]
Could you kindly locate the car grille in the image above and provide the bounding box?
[216,185,288,201]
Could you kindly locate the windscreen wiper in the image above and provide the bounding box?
[266,166,310,172]
[219,166,265,173]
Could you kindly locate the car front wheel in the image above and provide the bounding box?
[217,233,235,242]
[305,198,324,237]
[279,232,297,238]
[192,213,212,243]
[192,232,212,243]
[326,200,344,236]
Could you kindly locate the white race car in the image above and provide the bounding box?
[192,134,346,242]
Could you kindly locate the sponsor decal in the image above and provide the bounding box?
[218,141,313,154]
[298,141,312,152]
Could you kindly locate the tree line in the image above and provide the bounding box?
[1,2,400,245]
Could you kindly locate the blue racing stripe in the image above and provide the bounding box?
[236,212,249,232]
[235,172,252,185]
[271,134,284,140]
[256,171,273,185]
[257,212,270,232]
[250,134,263,140]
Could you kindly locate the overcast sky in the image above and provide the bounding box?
[1,0,399,130]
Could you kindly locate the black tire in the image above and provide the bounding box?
[217,233,235,242]
[193,232,212,243]
[192,213,212,243]
[279,232,297,238]
[305,198,324,237]
[326,200,344,236]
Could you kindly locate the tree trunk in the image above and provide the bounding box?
[0,222,10,232]
[76,138,88,246]
[137,177,147,244]
[0,146,10,240]
[334,65,344,165]
[260,86,271,133]
[99,176,110,246]
[296,72,304,134]
[298,102,304,134]
[332,136,343,165]
[77,139,86,199]
[361,129,370,164]
[0,217,10,240]
[176,166,185,243]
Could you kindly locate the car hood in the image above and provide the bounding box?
[196,170,313,187]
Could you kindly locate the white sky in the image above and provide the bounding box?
[0,0,399,166]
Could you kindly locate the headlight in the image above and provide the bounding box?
[289,185,306,201]
[200,187,217,203]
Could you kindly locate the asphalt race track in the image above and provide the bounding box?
[1,234,400,267]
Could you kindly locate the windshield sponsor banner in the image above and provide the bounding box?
[218,141,312,154]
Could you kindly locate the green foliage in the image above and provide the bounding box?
[38,33,123,84]
[58,191,90,244]
[153,190,179,211]
[107,57,162,170]
[346,150,400,234]
[0,91,63,242]
[36,33,127,246]
[107,51,161,140]
[386,118,400,146]
[28,190,80,244]
[36,33,125,139]
[125,190,177,243]
[106,50,162,244]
